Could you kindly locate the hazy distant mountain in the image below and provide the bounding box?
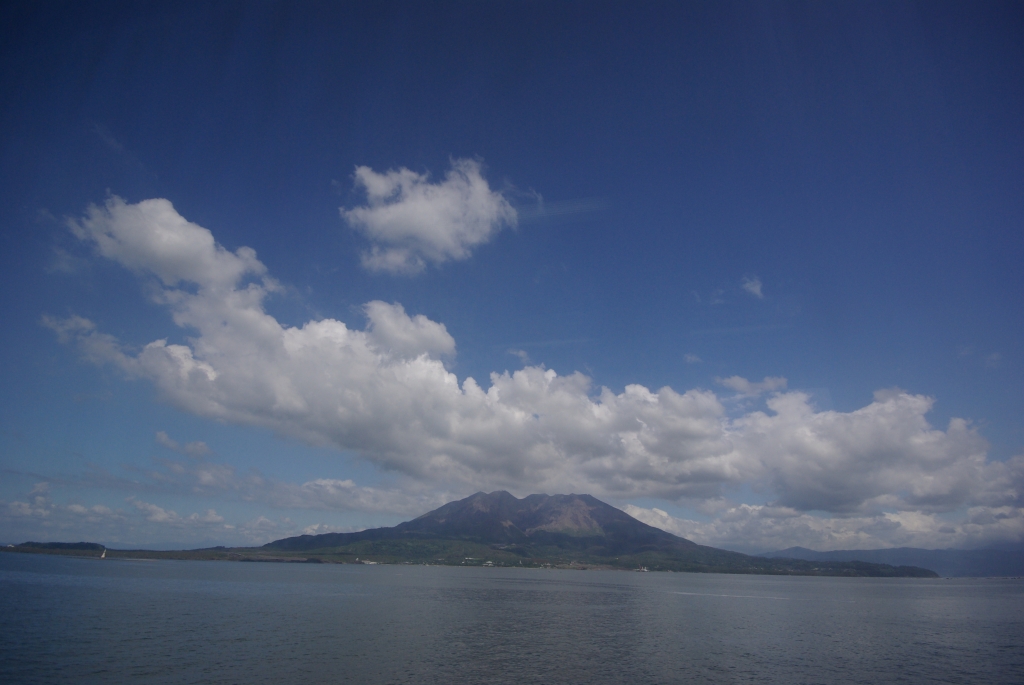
[264,492,937,577]
[16,542,105,551]
[761,546,1024,577]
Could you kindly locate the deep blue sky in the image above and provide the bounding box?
[2,1,1021,551]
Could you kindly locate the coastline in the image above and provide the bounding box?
[2,543,939,577]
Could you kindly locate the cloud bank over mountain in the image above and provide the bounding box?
[30,196,1022,550]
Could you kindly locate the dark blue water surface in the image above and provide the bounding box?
[1,553,1022,684]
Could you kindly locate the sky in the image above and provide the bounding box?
[1,1,1022,553]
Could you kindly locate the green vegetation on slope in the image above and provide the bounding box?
[3,539,938,577]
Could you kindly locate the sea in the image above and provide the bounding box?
[1,553,1022,684]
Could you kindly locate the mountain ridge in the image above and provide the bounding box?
[761,546,1024,577]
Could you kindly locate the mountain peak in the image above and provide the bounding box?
[266,491,691,551]
[260,493,938,577]
[399,490,648,544]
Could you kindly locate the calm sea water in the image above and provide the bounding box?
[1,553,1022,684]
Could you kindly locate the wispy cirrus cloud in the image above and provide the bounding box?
[515,196,605,221]
[342,158,516,275]
[624,498,1024,554]
[155,431,210,458]
[0,482,252,547]
[742,275,764,298]
[10,429,455,520]
[715,375,788,397]
[9,463,449,548]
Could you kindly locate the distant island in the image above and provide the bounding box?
[3,492,938,577]
[761,546,1024,578]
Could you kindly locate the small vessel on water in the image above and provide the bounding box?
[635,566,648,572]
[100,549,106,559]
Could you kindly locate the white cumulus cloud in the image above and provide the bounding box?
[46,197,1024,549]
[69,196,266,288]
[364,300,455,360]
[342,158,517,274]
